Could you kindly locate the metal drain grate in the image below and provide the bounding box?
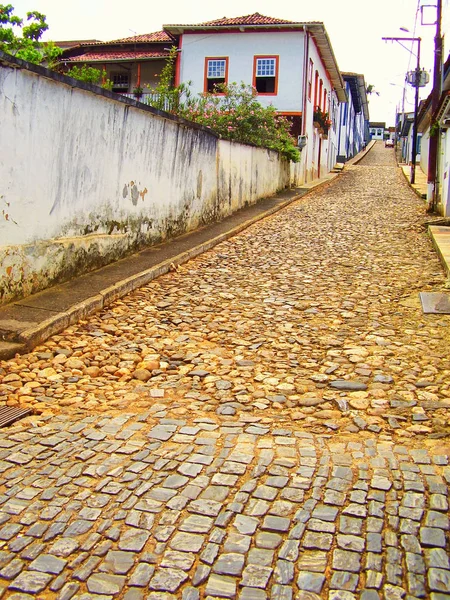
[0,407,32,428]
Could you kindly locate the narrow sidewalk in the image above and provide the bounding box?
[400,163,450,282]
[1,173,341,360]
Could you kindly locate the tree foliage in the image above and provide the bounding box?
[0,3,61,65]
[66,64,113,90]
[145,49,300,162]
[180,83,300,162]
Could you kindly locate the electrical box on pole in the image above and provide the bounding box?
[406,70,430,87]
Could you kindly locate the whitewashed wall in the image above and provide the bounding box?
[303,38,334,181]
[0,54,290,304]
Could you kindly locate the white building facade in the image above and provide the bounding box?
[165,13,347,184]
[337,73,370,161]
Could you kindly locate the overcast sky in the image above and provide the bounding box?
[10,0,450,123]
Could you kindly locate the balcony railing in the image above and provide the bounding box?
[119,92,176,112]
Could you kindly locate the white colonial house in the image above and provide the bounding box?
[337,73,370,161]
[369,122,386,140]
[418,53,450,216]
[164,13,347,184]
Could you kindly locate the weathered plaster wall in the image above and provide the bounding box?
[0,54,289,304]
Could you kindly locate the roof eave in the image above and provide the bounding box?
[164,21,347,103]
[63,55,168,64]
[306,23,346,103]
[356,74,370,120]
[163,22,315,35]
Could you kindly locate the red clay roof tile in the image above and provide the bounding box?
[167,12,298,28]
[109,30,173,43]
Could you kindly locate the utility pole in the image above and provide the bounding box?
[382,36,422,184]
[426,0,443,211]
[411,40,421,185]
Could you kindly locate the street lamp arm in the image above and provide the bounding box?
[381,36,421,58]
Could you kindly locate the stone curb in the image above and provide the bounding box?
[2,174,339,360]
[400,165,427,200]
[428,226,450,280]
[345,140,377,166]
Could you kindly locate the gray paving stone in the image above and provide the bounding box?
[9,571,53,593]
[213,553,245,576]
[233,515,259,535]
[298,550,328,573]
[339,516,363,535]
[0,524,22,541]
[72,556,102,581]
[269,585,292,600]
[278,540,299,562]
[102,550,135,575]
[123,589,145,600]
[58,582,80,600]
[179,515,214,534]
[188,499,222,517]
[192,564,210,587]
[330,571,359,591]
[253,485,278,501]
[160,550,195,572]
[425,548,450,569]
[63,520,93,537]
[407,572,426,597]
[241,564,273,588]
[255,532,283,549]
[118,529,150,552]
[223,533,251,554]
[239,587,267,600]
[86,572,126,595]
[164,475,189,489]
[302,531,333,550]
[29,553,67,574]
[181,587,199,600]
[149,568,188,593]
[312,505,338,521]
[332,549,361,572]
[296,571,325,593]
[406,553,426,575]
[205,573,236,598]
[367,533,382,553]
[360,592,381,600]
[128,563,154,587]
[428,568,450,593]
[337,534,365,552]
[328,592,357,600]
[261,516,290,532]
[307,519,335,533]
[248,548,274,566]
[420,527,446,548]
[425,511,449,530]
[365,571,384,589]
[170,533,204,553]
[48,539,80,558]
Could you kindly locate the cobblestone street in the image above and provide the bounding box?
[0,142,449,598]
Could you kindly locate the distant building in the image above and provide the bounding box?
[369,122,386,140]
[337,72,370,161]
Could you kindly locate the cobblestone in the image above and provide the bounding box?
[0,144,449,598]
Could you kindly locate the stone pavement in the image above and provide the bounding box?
[0,141,449,599]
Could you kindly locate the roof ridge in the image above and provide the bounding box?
[168,12,298,28]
